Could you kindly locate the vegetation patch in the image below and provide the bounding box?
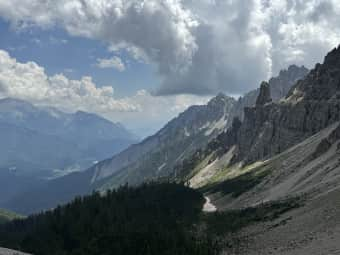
[201,165,271,198]
[0,183,220,255]
[0,209,23,224]
[0,180,303,255]
[202,197,302,237]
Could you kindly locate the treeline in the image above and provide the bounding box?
[0,183,219,255]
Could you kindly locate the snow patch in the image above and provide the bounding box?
[184,127,190,137]
[204,116,228,136]
[158,163,167,172]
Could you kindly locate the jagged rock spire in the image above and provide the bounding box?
[256,81,272,106]
[231,116,242,130]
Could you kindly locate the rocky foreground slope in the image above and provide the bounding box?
[185,46,340,187]
[216,123,340,255]
[182,46,340,254]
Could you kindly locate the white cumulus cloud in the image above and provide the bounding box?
[0,0,339,96]
[96,56,126,71]
[0,49,138,113]
[0,49,211,135]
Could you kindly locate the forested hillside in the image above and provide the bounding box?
[0,183,218,255]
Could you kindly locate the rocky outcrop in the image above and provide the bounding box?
[271,64,309,101]
[256,82,272,106]
[233,65,309,120]
[234,45,340,165]
[207,117,242,155]
[173,65,309,180]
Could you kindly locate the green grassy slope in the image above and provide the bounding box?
[0,209,23,224]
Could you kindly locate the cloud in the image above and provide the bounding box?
[49,36,68,45]
[103,89,211,136]
[0,49,210,135]
[0,49,138,113]
[0,0,199,91]
[96,56,126,72]
[0,0,339,96]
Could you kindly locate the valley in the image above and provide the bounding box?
[0,24,340,255]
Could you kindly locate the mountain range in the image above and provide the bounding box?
[0,99,137,204]
[182,46,340,190]
[183,46,340,254]
[3,46,340,254]
[93,64,309,191]
[2,64,308,214]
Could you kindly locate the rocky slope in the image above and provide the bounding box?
[0,248,30,255]
[93,64,308,190]
[182,46,340,254]
[92,94,236,189]
[184,47,340,185]
[235,47,340,165]
[206,119,340,255]
[222,184,340,255]
[232,65,309,120]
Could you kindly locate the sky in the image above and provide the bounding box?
[0,0,340,137]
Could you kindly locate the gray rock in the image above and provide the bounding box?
[234,45,340,165]
[256,82,272,106]
[92,65,309,188]
[233,65,309,120]
[0,247,30,255]
[91,93,237,188]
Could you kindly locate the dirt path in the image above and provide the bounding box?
[203,196,217,212]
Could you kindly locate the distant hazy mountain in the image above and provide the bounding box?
[0,98,137,205]
[0,98,137,176]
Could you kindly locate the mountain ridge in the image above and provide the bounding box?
[0,98,137,209]
[2,64,309,214]
[92,65,308,189]
[183,45,340,191]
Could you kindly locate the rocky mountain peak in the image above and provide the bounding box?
[232,65,309,121]
[231,116,242,130]
[232,46,340,165]
[279,65,309,80]
[207,92,234,108]
[323,45,340,66]
[256,81,272,106]
[286,45,340,102]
